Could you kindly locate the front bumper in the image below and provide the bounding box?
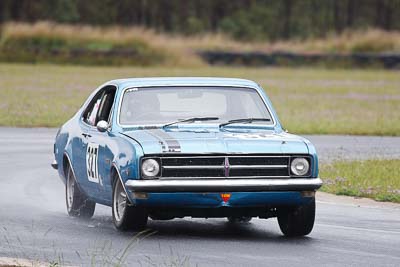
[125,177,323,193]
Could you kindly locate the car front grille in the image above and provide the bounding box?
[151,155,292,179]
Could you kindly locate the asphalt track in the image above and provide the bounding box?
[0,128,399,266]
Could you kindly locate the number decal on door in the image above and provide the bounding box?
[86,143,99,183]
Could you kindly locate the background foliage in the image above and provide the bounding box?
[1,0,400,41]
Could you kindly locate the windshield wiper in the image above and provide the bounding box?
[219,118,271,128]
[163,117,219,128]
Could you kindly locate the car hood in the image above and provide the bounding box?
[122,128,310,155]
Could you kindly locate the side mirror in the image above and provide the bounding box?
[96,120,109,132]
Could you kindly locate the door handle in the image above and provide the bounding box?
[82,133,92,138]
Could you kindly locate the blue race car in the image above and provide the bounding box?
[52,77,322,236]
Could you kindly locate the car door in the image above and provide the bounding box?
[85,86,117,204]
[72,88,106,197]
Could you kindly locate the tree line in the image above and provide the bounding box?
[1,0,399,40]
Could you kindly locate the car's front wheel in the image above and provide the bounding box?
[65,164,96,218]
[277,198,315,237]
[112,176,148,231]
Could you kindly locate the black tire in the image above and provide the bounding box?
[227,216,252,223]
[65,164,96,219]
[277,198,316,237]
[112,175,148,231]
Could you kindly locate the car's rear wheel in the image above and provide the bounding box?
[65,164,96,218]
[277,198,315,237]
[112,176,148,231]
[227,216,252,223]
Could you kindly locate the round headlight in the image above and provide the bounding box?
[141,159,160,178]
[291,158,310,176]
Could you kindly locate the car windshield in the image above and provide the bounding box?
[119,86,274,126]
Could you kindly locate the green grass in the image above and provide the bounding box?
[0,63,399,136]
[320,159,400,203]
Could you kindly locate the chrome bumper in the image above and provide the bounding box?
[125,178,323,193]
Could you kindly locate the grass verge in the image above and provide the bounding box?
[1,63,399,135]
[0,22,167,66]
[320,159,400,203]
[1,22,400,67]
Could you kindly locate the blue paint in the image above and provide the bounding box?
[134,192,311,208]
[53,77,319,212]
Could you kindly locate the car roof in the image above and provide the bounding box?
[107,77,259,90]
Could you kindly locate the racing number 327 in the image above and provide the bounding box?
[86,143,99,183]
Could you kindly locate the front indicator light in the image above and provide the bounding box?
[133,192,148,199]
[291,157,310,176]
[301,191,315,197]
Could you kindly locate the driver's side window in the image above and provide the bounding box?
[83,86,116,126]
